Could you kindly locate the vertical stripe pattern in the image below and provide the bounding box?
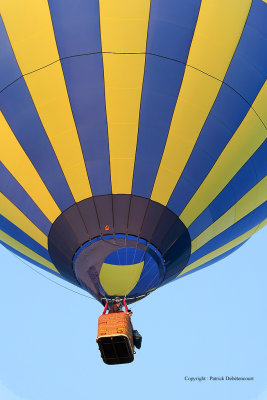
[0,0,266,296]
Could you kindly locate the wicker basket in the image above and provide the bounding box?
[97,312,135,364]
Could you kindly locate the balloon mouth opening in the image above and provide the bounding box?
[72,234,165,299]
[48,194,191,303]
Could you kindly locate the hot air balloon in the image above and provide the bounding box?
[0,0,266,361]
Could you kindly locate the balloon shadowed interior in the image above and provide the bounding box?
[48,194,191,303]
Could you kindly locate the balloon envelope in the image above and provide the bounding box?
[0,0,266,303]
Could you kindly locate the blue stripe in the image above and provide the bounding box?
[132,0,201,197]
[167,0,267,216]
[146,0,201,61]
[48,0,101,57]
[132,56,186,197]
[49,0,111,195]
[0,16,21,91]
[188,142,267,239]
[189,203,267,264]
[129,255,160,295]
[0,216,51,261]
[178,241,247,280]
[0,162,51,235]
[60,56,111,195]
[0,241,61,278]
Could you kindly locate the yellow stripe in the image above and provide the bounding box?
[191,177,267,253]
[151,0,252,205]
[0,112,60,222]
[0,194,48,249]
[99,261,144,296]
[0,230,59,273]
[180,81,267,227]
[1,1,92,202]
[99,0,150,193]
[179,219,267,277]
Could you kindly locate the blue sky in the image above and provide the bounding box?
[0,226,266,400]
